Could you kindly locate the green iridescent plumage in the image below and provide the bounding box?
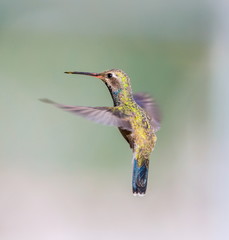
[41,69,160,196]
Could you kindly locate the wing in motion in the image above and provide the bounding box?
[40,98,132,131]
[133,93,161,132]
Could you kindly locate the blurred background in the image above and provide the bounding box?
[0,0,228,239]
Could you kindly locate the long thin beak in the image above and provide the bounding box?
[64,71,101,78]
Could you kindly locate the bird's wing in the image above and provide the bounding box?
[133,93,161,132]
[40,99,132,131]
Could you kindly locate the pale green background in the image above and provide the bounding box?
[0,0,228,239]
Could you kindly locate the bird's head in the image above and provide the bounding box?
[65,69,132,97]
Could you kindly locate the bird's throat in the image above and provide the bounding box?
[112,88,133,106]
[105,83,133,106]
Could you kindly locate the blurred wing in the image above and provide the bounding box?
[40,99,132,131]
[133,93,161,131]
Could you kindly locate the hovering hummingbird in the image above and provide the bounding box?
[41,69,160,196]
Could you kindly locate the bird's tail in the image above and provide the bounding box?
[132,158,149,196]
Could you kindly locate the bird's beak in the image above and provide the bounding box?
[65,71,102,79]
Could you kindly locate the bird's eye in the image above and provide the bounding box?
[107,73,113,78]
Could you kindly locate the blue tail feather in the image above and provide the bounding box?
[132,159,148,195]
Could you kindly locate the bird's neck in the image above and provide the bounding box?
[109,87,134,106]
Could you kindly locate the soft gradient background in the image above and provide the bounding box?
[0,0,228,239]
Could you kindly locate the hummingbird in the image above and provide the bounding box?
[41,69,160,196]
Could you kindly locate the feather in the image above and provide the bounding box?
[40,98,132,131]
[133,93,161,132]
